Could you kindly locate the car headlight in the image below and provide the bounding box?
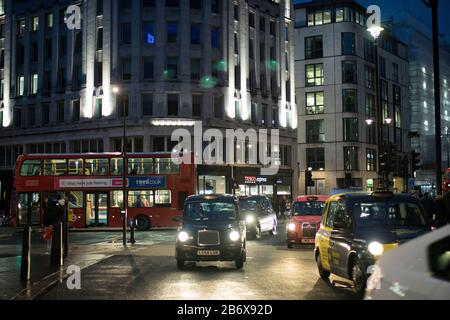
[178,231,189,242]
[287,223,296,232]
[245,215,255,224]
[368,241,384,256]
[229,230,240,241]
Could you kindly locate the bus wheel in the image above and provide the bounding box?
[135,215,151,231]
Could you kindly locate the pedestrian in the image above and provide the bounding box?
[43,196,59,253]
[280,196,287,220]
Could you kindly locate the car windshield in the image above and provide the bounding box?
[353,201,426,228]
[239,199,258,211]
[185,201,237,221]
[292,201,325,216]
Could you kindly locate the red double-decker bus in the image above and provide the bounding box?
[11,153,195,230]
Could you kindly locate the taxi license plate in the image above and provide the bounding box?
[301,239,315,244]
[197,250,220,256]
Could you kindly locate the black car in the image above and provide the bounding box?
[238,196,277,240]
[175,194,246,269]
[315,191,431,296]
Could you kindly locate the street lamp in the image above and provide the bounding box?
[113,86,127,246]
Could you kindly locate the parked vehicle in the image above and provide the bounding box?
[238,195,277,240]
[286,195,329,248]
[175,194,246,269]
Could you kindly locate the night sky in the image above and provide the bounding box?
[294,0,450,42]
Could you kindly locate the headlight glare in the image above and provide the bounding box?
[368,241,384,256]
[229,230,240,241]
[245,215,255,224]
[288,223,296,232]
[178,231,189,242]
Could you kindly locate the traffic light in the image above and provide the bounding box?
[411,150,421,173]
[305,170,314,187]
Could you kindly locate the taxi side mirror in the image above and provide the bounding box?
[172,216,182,223]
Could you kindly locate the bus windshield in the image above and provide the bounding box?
[353,202,426,228]
[292,201,325,216]
[185,202,237,221]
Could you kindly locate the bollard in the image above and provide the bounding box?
[129,218,136,244]
[20,226,31,281]
[63,220,68,258]
[50,222,63,267]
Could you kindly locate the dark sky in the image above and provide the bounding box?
[294,0,450,42]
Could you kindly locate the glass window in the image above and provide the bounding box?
[68,159,84,175]
[392,63,399,82]
[343,89,357,112]
[306,148,325,171]
[85,159,108,176]
[191,24,201,45]
[305,36,323,59]
[110,191,124,208]
[343,118,359,141]
[128,158,153,175]
[306,91,324,115]
[365,66,375,89]
[336,7,344,22]
[366,149,377,171]
[167,23,178,43]
[342,32,355,55]
[365,94,376,117]
[155,158,179,174]
[344,146,359,171]
[43,159,67,176]
[342,60,357,83]
[306,120,325,143]
[155,190,171,205]
[20,160,41,176]
[128,190,154,208]
[18,193,40,225]
[68,191,84,209]
[364,38,375,63]
[306,64,324,87]
[110,158,123,175]
[142,93,153,116]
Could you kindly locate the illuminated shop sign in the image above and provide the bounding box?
[244,176,268,184]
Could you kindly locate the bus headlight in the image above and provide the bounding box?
[229,230,240,241]
[178,231,189,242]
[368,242,384,256]
[287,223,296,232]
[245,215,255,224]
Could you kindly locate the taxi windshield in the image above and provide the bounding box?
[185,201,237,221]
[239,199,258,211]
[292,201,325,216]
[353,201,426,228]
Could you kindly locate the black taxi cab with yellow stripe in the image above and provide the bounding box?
[315,191,430,296]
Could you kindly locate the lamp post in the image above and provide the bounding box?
[113,86,127,246]
[367,8,384,190]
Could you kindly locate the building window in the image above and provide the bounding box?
[366,149,377,171]
[364,38,375,63]
[142,94,153,116]
[214,95,224,119]
[191,24,201,45]
[211,28,220,49]
[381,80,389,119]
[343,118,359,142]
[342,60,357,84]
[392,63,399,82]
[379,56,386,78]
[342,32,356,55]
[365,66,375,89]
[143,21,155,45]
[45,39,52,61]
[120,0,132,9]
[167,23,178,43]
[272,106,278,128]
[305,36,323,59]
[120,22,131,45]
[32,16,39,32]
[143,56,154,79]
[191,59,201,81]
[306,63,323,87]
[165,56,178,80]
[343,89,357,113]
[94,98,102,119]
[14,108,22,128]
[307,8,332,26]
[57,101,65,123]
[365,94,376,117]
[249,12,255,28]
[27,105,36,127]
[42,104,49,126]
[121,58,131,81]
[72,100,80,122]
[59,35,67,57]
[46,13,53,29]
[17,76,25,96]
[211,0,220,14]
[344,146,359,171]
[192,94,202,118]
[167,94,179,116]
[306,119,325,143]
[18,18,25,36]
[394,85,401,128]
[306,91,324,115]
[31,74,38,95]
[306,148,325,171]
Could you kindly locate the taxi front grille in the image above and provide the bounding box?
[302,223,317,238]
[198,230,220,246]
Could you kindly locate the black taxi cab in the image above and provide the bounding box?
[175,194,246,269]
[315,191,430,295]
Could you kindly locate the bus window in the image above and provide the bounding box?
[110,191,124,208]
[43,159,67,176]
[155,158,179,174]
[128,158,153,175]
[68,159,84,175]
[85,159,108,176]
[18,193,40,225]
[155,190,171,205]
[128,190,154,208]
[20,160,42,176]
[68,191,84,208]
[110,158,123,176]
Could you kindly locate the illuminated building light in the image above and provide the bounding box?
[199,76,218,89]
[151,119,196,126]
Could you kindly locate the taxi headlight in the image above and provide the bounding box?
[287,223,296,232]
[368,241,384,256]
[245,215,255,224]
[178,231,189,242]
[229,230,240,241]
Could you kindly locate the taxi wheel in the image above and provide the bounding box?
[316,252,330,280]
[177,259,186,270]
[270,221,277,236]
[235,252,245,269]
[351,259,367,296]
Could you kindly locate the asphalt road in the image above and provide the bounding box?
[39,223,358,300]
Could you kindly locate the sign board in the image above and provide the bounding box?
[56,177,166,189]
[127,176,166,189]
